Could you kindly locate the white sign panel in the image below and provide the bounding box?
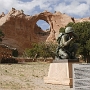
[73,64,90,90]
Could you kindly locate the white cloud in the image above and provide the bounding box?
[54,0,90,18]
[0,0,90,30]
[0,0,90,18]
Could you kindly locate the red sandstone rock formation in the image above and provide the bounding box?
[0,8,90,52]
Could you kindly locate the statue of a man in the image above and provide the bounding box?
[56,27,78,59]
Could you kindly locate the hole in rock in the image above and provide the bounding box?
[36,20,50,31]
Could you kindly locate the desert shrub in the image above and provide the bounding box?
[24,42,57,59]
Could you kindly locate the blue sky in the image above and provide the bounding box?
[0,0,90,30]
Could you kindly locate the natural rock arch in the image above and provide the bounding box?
[32,11,57,43]
[0,8,89,53]
[33,12,53,31]
[36,20,50,31]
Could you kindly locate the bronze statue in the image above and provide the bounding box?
[56,27,78,59]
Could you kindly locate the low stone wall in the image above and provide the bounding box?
[16,58,53,63]
[0,57,18,63]
[37,58,53,63]
[0,57,54,63]
[16,58,34,62]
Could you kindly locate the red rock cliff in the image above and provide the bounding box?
[0,8,90,52]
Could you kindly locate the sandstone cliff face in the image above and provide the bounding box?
[0,8,90,52]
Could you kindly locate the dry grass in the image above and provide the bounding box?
[0,62,72,90]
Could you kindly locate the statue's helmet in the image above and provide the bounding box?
[65,27,74,33]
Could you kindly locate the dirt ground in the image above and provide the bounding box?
[0,62,73,90]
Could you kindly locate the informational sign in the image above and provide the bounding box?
[73,64,90,90]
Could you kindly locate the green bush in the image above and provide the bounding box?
[23,42,57,59]
[59,21,90,59]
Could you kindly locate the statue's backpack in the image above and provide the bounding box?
[56,33,65,58]
[57,33,65,44]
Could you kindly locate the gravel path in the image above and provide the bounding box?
[0,62,73,90]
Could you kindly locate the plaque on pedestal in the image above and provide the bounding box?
[73,64,90,90]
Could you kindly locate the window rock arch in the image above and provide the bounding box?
[0,8,89,52]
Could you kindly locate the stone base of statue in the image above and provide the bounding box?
[44,57,79,86]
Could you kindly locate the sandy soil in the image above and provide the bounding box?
[0,62,73,90]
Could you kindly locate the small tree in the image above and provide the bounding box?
[24,42,57,60]
[23,43,40,58]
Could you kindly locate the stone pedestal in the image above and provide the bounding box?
[44,59,79,86]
